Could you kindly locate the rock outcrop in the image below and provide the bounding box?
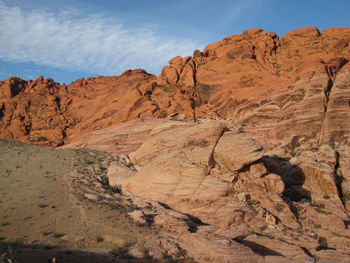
[1,26,350,262]
[1,27,350,151]
[101,119,350,262]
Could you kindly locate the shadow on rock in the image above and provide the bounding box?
[233,238,284,257]
[261,156,311,202]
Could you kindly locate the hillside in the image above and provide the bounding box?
[1,27,349,150]
[0,138,200,262]
[1,27,350,262]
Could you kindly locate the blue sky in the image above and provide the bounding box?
[0,0,349,84]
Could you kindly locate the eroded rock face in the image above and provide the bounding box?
[0,71,164,146]
[213,131,264,171]
[2,27,350,152]
[2,27,350,262]
[97,119,350,262]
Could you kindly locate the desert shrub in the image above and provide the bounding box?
[299,198,311,204]
[110,243,133,259]
[195,97,203,107]
[246,199,259,206]
[259,225,267,231]
[96,235,104,242]
[318,237,328,250]
[142,249,153,260]
[275,204,284,212]
[184,138,209,148]
[100,175,109,186]
[126,162,134,168]
[314,224,322,229]
[316,208,331,214]
[323,194,330,200]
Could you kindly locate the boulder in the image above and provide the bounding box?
[214,131,264,171]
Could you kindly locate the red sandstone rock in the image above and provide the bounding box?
[2,26,350,262]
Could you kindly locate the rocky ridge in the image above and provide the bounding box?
[65,118,350,262]
[1,27,349,150]
[1,26,350,262]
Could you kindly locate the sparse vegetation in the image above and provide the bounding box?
[53,233,66,238]
[323,194,330,200]
[0,138,154,262]
[126,162,134,168]
[96,235,104,242]
[341,196,347,203]
[246,199,259,206]
[142,248,153,260]
[318,237,328,250]
[110,244,133,259]
[275,204,284,212]
[184,138,209,148]
[259,225,267,231]
[277,237,286,242]
[85,159,94,165]
[314,224,322,229]
[316,208,331,215]
[162,252,174,261]
[310,233,318,239]
[194,96,203,107]
[100,175,109,186]
[311,202,325,209]
[299,198,311,204]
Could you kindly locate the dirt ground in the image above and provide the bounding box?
[0,138,171,263]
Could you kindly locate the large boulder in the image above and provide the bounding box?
[214,131,264,171]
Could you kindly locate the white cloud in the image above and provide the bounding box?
[0,2,202,75]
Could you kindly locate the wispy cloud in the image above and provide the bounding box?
[0,1,201,75]
[221,1,257,24]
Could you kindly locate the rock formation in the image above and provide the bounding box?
[1,26,350,262]
[64,118,350,262]
[1,27,350,149]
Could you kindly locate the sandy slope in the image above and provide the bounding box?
[0,139,163,263]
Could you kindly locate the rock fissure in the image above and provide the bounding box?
[334,150,346,209]
[323,77,333,116]
[300,247,318,262]
[208,127,227,169]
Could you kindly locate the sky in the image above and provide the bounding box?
[0,0,349,84]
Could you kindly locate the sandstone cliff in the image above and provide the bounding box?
[1,27,349,150]
[1,26,350,262]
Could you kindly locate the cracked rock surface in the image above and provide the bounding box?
[1,26,350,262]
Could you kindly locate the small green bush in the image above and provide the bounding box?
[318,237,328,249]
[299,198,311,203]
[101,175,109,186]
[126,162,134,168]
[323,194,330,200]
